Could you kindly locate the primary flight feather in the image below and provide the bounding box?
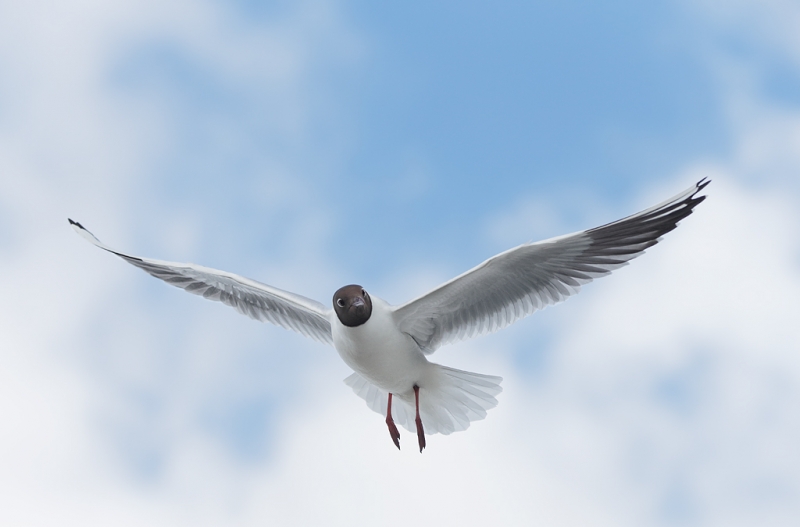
[70,178,708,452]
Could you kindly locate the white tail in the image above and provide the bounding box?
[344,364,502,435]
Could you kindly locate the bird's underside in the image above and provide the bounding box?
[69,178,709,452]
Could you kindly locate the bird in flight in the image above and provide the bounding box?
[70,179,708,453]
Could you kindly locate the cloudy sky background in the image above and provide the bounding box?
[1,1,799,525]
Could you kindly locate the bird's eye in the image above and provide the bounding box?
[336,298,345,308]
[362,289,367,297]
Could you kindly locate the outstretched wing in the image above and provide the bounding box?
[393,179,709,353]
[70,220,333,345]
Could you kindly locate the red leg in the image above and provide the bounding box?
[414,384,426,453]
[386,393,400,450]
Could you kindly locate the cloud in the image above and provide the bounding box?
[0,0,357,524]
[525,173,800,525]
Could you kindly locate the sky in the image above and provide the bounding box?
[1,1,799,525]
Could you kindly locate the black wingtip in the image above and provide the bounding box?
[68,218,84,229]
[690,178,711,208]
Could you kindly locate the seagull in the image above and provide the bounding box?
[70,178,708,452]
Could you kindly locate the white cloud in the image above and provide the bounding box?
[526,173,800,525]
[0,0,357,524]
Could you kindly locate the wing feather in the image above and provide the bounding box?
[69,220,333,345]
[393,179,709,353]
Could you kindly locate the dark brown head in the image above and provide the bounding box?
[333,284,372,327]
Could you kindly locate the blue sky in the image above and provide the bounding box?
[112,1,736,271]
[1,1,799,525]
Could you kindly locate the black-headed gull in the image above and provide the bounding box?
[70,179,708,452]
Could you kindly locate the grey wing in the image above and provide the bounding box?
[392,178,709,353]
[69,220,333,345]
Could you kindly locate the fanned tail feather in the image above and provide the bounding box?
[344,365,502,436]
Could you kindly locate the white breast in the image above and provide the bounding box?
[331,296,430,394]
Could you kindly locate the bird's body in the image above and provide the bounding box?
[70,179,709,452]
[332,295,426,396]
[330,293,502,443]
